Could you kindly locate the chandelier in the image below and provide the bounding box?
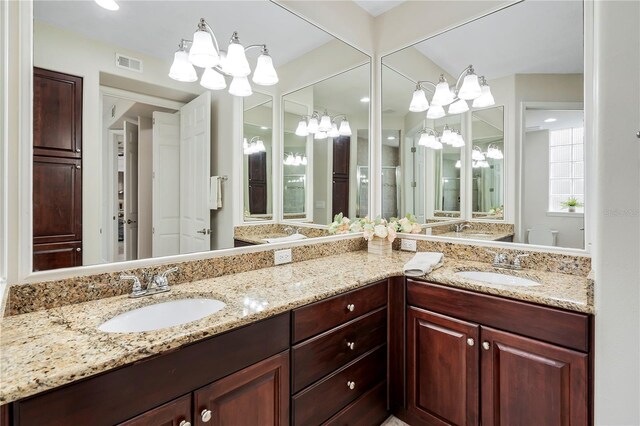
[295,110,352,138]
[409,65,495,118]
[169,18,278,97]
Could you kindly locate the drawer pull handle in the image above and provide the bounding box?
[467,338,475,346]
[201,409,212,422]
[346,303,355,312]
[482,341,491,351]
[347,381,355,390]
[179,421,191,426]
[347,341,355,350]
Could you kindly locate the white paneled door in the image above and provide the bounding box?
[179,91,211,254]
[123,120,139,260]
[152,111,181,257]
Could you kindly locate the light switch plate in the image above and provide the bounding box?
[274,249,292,265]
[401,238,417,252]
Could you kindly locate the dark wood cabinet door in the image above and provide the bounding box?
[332,136,350,178]
[248,151,267,214]
[118,394,191,426]
[480,326,588,426]
[33,68,82,158]
[33,241,82,272]
[194,351,289,426]
[407,307,479,426]
[332,178,349,219]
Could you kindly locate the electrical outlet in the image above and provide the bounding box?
[401,238,417,252]
[274,249,292,265]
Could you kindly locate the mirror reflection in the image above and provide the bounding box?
[282,63,371,225]
[381,0,585,248]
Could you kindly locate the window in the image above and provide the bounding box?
[549,127,584,212]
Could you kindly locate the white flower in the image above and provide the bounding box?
[374,224,388,239]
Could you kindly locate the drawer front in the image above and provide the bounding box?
[407,279,590,352]
[292,345,387,426]
[292,307,387,393]
[293,281,388,343]
[323,381,388,426]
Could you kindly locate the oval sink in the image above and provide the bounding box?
[98,298,226,333]
[455,271,540,287]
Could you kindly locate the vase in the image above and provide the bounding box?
[368,237,392,255]
[568,206,576,213]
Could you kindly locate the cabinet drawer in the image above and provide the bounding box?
[292,307,387,393]
[292,345,386,426]
[293,281,387,343]
[323,381,388,426]
[118,393,191,426]
[407,279,590,352]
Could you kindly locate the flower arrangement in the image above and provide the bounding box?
[328,213,422,243]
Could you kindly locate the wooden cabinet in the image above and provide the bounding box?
[33,67,83,271]
[248,151,267,214]
[407,307,479,426]
[118,394,192,426]
[403,279,591,426]
[331,135,350,217]
[194,351,289,426]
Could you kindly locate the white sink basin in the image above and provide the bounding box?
[263,234,308,243]
[98,298,226,333]
[455,271,540,287]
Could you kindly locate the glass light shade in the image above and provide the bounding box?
[327,123,340,138]
[448,98,469,115]
[189,30,220,68]
[284,153,294,165]
[252,54,278,86]
[441,127,453,144]
[226,42,251,77]
[431,80,454,106]
[418,133,429,146]
[472,84,495,108]
[472,161,479,168]
[315,131,327,140]
[295,120,308,137]
[452,132,465,147]
[169,50,197,82]
[218,51,231,75]
[432,139,443,150]
[472,148,486,161]
[295,155,302,165]
[200,67,226,90]
[409,88,429,112]
[301,156,308,166]
[95,0,119,10]
[319,114,332,132]
[307,117,319,134]
[480,160,490,168]
[255,140,266,152]
[455,160,462,168]
[426,105,445,119]
[228,76,252,97]
[338,120,352,136]
[458,73,482,100]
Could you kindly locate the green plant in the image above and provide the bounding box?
[561,197,583,208]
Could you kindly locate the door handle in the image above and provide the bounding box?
[126,219,137,224]
[197,228,211,235]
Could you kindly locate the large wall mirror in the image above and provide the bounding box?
[281,63,371,225]
[381,0,586,249]
[30,0,370,272]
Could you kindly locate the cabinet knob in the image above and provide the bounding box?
[482,341,491,351]
[467,338,475,347]
[179,421,191,426]
[346,341,355,350]
[346,303,355,312]
[347,381,355,390]
[76,247,81,252]
[75,148,81,153]
[201,409,212,422]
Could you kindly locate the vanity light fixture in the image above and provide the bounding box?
[295,119,308,137]
[296,112,352,137]
[315,131,328,140]
[455,160,462,168]
[170,18,278,97]
[284,152,307,166]
[95,0,119,11]
[418,128,443,150]
[243,136,266,155]
[486,144,504,159]
[409,65,494,116]
[327,123,340,138]
[472,146,486,161]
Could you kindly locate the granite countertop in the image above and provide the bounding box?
[234,233,289,244]
[436,231,514,241]
[0,251,592,404]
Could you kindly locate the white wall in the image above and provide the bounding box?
[137,116,153,258]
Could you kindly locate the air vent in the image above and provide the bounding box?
[115,53,143,73]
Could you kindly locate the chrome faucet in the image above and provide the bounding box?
[120,267,180,298]
[486,250,529,270]
[454,224,471,233]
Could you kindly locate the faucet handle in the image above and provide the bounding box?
[159,266,179,278]
[155,267,179,289]
[513,253,530,268]
[120,274,145,297]
[485,249,502,264]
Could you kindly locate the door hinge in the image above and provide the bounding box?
[411,147,417,153]
[152,117,155,125]
[411,181,417,188]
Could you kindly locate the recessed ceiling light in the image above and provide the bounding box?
[387,136,396,140]
[95,0,119,11]
[544,118,557,123]
[260,126,268,130]
[360,97,370,103]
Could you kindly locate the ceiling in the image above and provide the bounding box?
[413,1,584,80]
[34,1,334,67]
[525,109,584,132]
[353,0,406,17]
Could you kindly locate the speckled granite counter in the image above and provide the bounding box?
[435,231,514,241]
[234,233,291,244]
[0,251,592,404]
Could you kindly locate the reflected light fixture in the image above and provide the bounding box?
[295,119,308,137]
[472,76,495,108]
[327,123,340,138]
[426,105,445,120]
[95,0,119,11]
[457,66,482,100]
[315,131,327,140]
[284,152,308,166]
[455,160,462,168]
[243,136,266,155]
[296,112,352,138]
[319,111,333,132]
[409,86,429,112]
[170,19,278,97]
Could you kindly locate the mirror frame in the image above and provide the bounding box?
[13,0,373,283]
[381,0,594,255]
